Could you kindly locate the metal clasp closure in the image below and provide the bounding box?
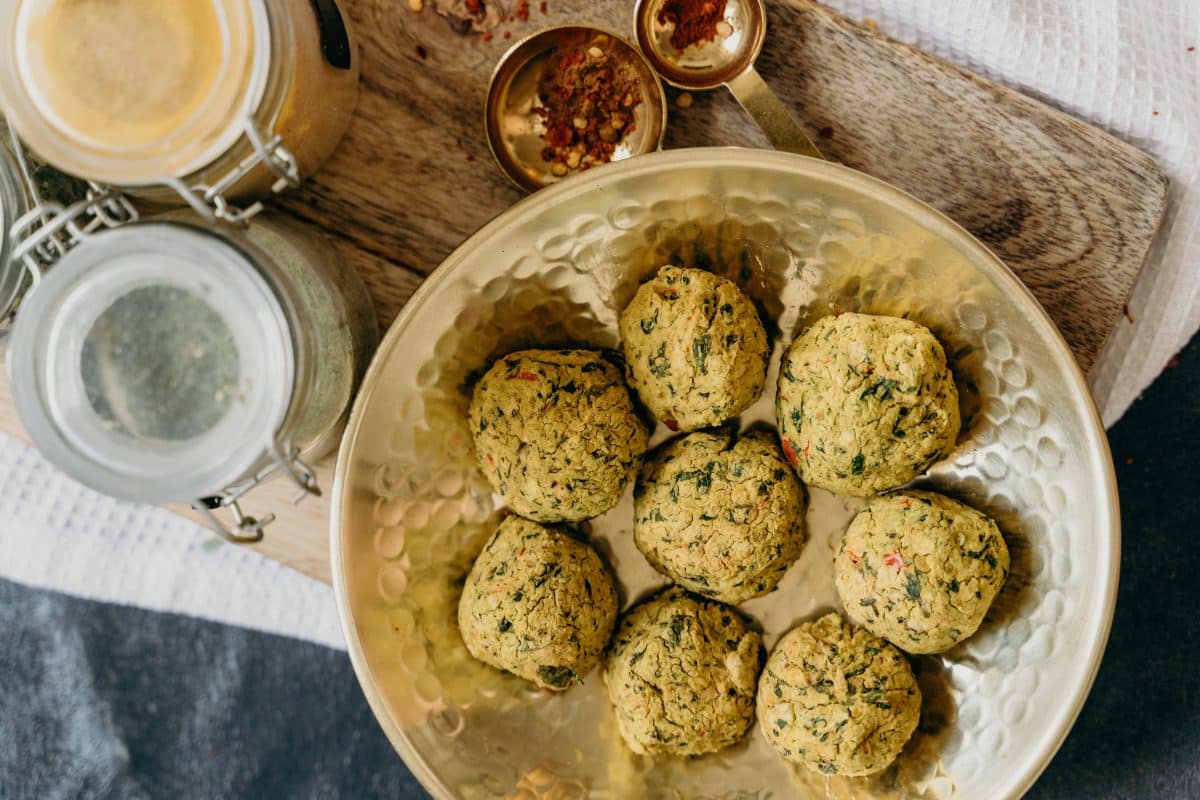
[0,130,137,343]
[191,438,321,544]
[163,117,301,227]
[6,128,138,276]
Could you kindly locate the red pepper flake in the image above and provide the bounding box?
[657,0,725,52]
[486,453,495,465]
[845,547,862,565]
[1153,109,1160,116]
[818,125,835,139]
[801,444,810,460]
[535,36,644,175]
[539,0,548,12]
[1123,303,1135,324]
[481,31,493,41]
[503,30,511,38]
[515,0,530,21]
[415,44,428,59]
[664,419,680,432]
[884,550,906,573]
[782,439,799,467]
[1189,46,1196,52]
[511,371,538,381]
[464,0,482,12]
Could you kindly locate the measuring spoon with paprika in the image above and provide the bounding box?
[633,0,824,159]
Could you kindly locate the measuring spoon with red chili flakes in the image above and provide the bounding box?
[633,0,824,159]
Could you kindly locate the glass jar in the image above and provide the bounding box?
[0,133,30,329]
[0,0,357,210]
[7,211,378,541]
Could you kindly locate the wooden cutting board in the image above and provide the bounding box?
[0,0,1166,584]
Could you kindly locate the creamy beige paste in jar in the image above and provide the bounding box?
[0,0,358,200]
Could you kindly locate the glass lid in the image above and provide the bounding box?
[7,221,294,504]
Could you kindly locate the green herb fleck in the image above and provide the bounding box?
[649,343,671,377]
[692,334,710,374]
[498,618,512,633]
[640,309,659,334]
[668,616,685,646]
[905,572,921,601]
[537,665,577,688]
[862,689,891,709]
[851,453,865,475]
[531,561,561,588]
[860,378,900,401]
[726,506,752,524]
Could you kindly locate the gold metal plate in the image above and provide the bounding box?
[331,149,1119,800]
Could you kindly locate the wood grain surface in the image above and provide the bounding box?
[0,0,1167,584]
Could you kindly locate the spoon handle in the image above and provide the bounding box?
[725,67,824,160]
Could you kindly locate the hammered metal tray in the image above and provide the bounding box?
[331,149,1119,800]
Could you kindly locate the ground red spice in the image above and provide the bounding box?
[536,37,644,175]
[539,0,548,12]
[657,0,724,51]
[515,0,530,21]
[481,31,493,41]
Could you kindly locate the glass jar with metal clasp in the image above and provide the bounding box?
[0,0,358,223]
[6,207,378,542]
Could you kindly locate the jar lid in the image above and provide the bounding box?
[0,143,26,320]
[0,0,270,186]
[7,221,295,504]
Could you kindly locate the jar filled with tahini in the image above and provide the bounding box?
[7,213,378,540]
[0,0,358,204]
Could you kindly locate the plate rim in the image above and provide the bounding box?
[330,147,1121,800]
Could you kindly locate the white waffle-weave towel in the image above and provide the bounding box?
[822,0,1198,425]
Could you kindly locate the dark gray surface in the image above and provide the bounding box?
[0,334,1197,800]
[1027,332,1200,800]
[0,579,423,800]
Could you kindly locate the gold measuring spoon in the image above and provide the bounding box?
[485,26,668,193]
[633,0,823,159]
